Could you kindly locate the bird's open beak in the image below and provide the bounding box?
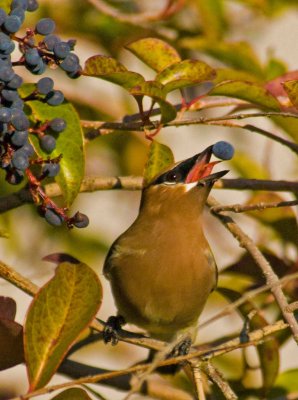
[184,146,229,185]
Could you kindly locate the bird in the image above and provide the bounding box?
[103,144,229,345]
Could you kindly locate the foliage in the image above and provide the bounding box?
[0,1,297,400]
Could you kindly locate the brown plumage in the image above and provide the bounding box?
[104,145,228,341]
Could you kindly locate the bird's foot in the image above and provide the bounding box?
[103,315,125,345]
[155,337,192,375]
[168,337,192,358]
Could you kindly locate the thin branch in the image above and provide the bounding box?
[0,260,38,296]
[87,0,185,24]
[210,199,298,213]
[82,113,298,154]
[190,361,206,400]
[199,272,298,330]
[201,362,238,400]
[10,320,288,400]
[208,196,298,344]
[1,177,298,215]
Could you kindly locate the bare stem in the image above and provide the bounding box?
[210,199,298,213]
[208,196,298,343]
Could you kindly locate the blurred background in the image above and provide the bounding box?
[0,0,297,398]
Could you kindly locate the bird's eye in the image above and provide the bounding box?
[164,170,181,184]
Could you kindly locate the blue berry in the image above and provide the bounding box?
[22,142,34,156]
[7,73,23,89]
[6,169,24,185]
[49,118,66,133]
[1,41,15,55]
[11,109,30,130]
[27,0,38,12]
[3,15,22,33]
[44,208,63,226]
[11,130,28,146]
[0,9,7,25]
[11,0,28,10]
[36,77,54,94]
[42,163,60,177]
[10,6,25,24]
[35,18,55,35]
[12,149,29,170]
[2,88,19,102]
[53,41,70,59]
[60,53,79,73]
[212,141,234,160]
[72,212,89,228]
[25,48,41,66]
[40,134,56,153]
[46,90,64,106]
[10,98,24,109]
[0,107,11,122]
[0,65,14,82]
[67,39,76,50]
[0,33,11,51]
[29,58,46,75]
[43,34,60,51]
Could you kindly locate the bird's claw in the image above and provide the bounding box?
[169,337,192,358]
[103,315,125,345]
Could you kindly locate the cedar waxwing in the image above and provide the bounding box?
[103,145,229,342]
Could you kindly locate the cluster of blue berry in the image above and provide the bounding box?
[0,0,88,228]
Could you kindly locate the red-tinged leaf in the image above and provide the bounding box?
[50,388,92,400]
[43,253,80,265]
[83,55,144,90]
[126,38,181,72]
[143,141,174,186]
[156,59,216,93]
[265,71,298,98]
[130,81,177,123]
[0,319,24,370]
[0,296,16,320]
[209,80,281,110]
[179,39,264,78]
[24,261,102,390]
[283,80,298,109]
[218,288,279,393]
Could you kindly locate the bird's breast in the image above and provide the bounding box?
[105,217,217,339]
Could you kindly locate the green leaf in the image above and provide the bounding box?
[230,152,269,180]
[130,81,177,123]
[218,288,280,393]
[143,141,174,185]
[0,319,24,371]
[209,80,281,110]
[50,388,92,400]
[246,192,298,246]
[0,0,11,12]
[283,80,298,109]
[179,39,264,78]
[270,369,298,397]
[83,55,144,90]
[19,84,84,207]
[156,60,216,93]
[195,0,227,39]
[214,68,260,85]
[265,57,287,80]
[126,38,181,72]
[24,261,102,390]
[272,115,298,143]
